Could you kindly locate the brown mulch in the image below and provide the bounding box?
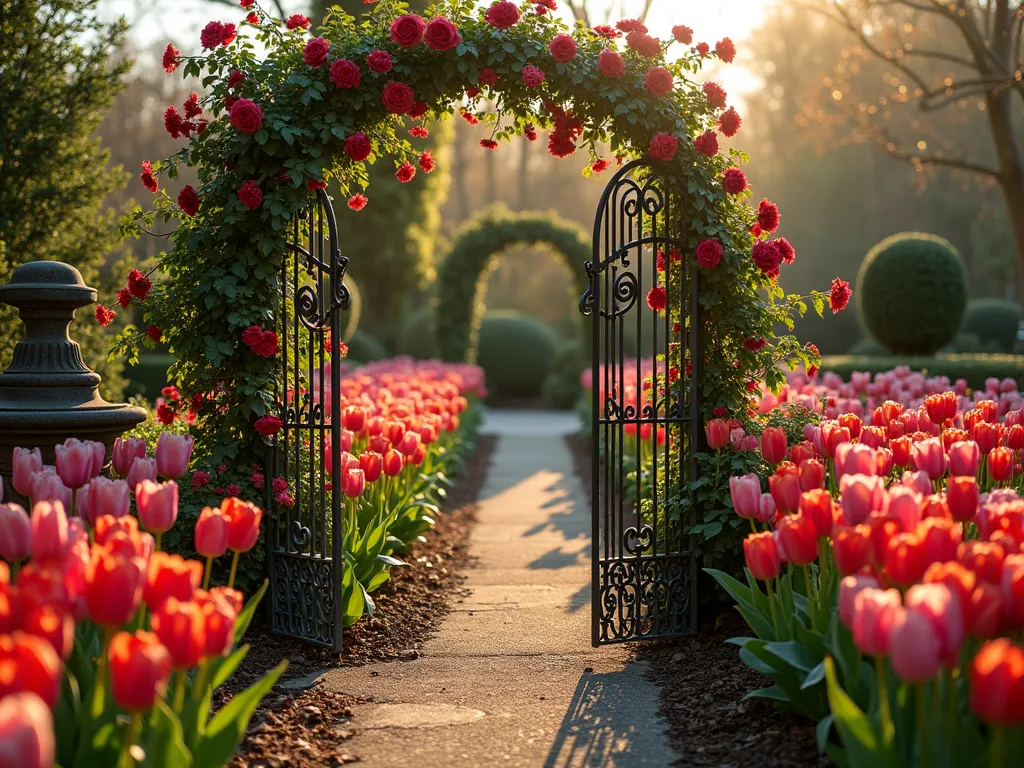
[565,431,828,768]
[224,435,496,767]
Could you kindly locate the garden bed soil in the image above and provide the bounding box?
[223,435,496,767]
[565,431,828,768]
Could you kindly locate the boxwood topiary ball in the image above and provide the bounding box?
[856,233,968,355]
[476,310,560,400]
[961,298,1021,353]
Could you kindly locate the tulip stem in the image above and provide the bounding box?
[802,566,818,631]
[172,669,187,713]
[915,684,929,766]
[154,532,162,552]
[749,518,758,535]
[71,488,77,519]
[764,578,780,639]
[118,712,142,768]
[990,726,1005,768]
[875,656,892,737]
[203,556,213,590]
[228,551,240,589]
[91,626,114,716]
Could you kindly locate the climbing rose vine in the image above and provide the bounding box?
[115,0,844,464]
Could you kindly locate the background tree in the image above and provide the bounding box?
[0,0,130,397]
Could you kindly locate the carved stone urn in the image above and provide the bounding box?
[0,261,146,496]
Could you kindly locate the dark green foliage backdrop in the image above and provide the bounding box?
[0,0,129,398]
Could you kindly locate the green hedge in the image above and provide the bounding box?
[820,354,1024,389]
[434,205,589,363]
[961,298,1021,353]
[124,353,175,400]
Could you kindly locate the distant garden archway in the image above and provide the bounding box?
[434,206,589,363]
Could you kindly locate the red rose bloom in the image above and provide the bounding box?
[696,42,710,55]
[479,68,499,86]
[752,240,782,274]
[228,70,245,89]
[673,25,693,44]
[650,132,679,162]
[246,12,258,24]
[396,162,417,183]
[592,159,611,173]
[523,65,546,87]
[630,34,661,58]
[177,185,200,217]
[140,161,158,193]
[616,19,647,34]
[757,199,780,232]
[382,81,414,114]
[156,403,175,425]
[145,325,162,343]
[286,14,309,30]
[480,139,499,150]
[330,59,361,89]
[830,278,852,314]
[221,23,237,45]
[304,38,329,68]
[162,44,179,73]
[696,238,724,269]
[410,126,429,138]
[598,48,625,78]
[345,133,372,161]
[240,0,254,7]
[722,168,748,195]
[719,106,742,137]
[548,133,576,158]
[238,180,263,210]
[703,82,727,109]
[647,286,667,312]
[191,472,210,490]
[593,25,620,39]
[644,67,673,97]
[367,49,392,73]
[390,14,426,48]
[200,21,225,50]
[228,99,262,134]
[95,305,115,327]
[419,151,435,173]
[425,17,461,51]
[694,130,719,156]
[307,179,327,190]
[744,338,768,352]
[550,34,577,62]
[716,37,736,63]
[524,126,537,141]
[128,269,151,300]
[183,92,201,118]
[117,288,132,308]
[466,86,480,98]
[254,415,283,436]
[461,111,480,125]
[775,237,796,264]
[164,106,183,139]
[348,194,368,211]
[486,1,520,29]
[408,101,429,119]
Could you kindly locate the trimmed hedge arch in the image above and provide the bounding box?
[434,205,589,363]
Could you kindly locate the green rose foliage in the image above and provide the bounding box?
[117,0,830,465]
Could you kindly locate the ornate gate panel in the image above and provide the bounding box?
[580,160,701,645]
[266,190,350,652]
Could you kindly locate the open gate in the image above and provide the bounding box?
[580,159,702,645]
[266,189,350,652]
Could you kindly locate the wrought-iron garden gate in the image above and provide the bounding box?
[580,159,702,645]
[266,189,351,652]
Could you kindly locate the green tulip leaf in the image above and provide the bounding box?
[764,640,817,674]
[824,657,897,768]
[144,698,193,768]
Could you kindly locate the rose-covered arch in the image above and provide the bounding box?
[114,0,847,464]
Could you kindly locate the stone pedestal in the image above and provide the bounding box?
[0,261,146,495]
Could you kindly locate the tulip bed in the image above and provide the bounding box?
[711,366,1024,766]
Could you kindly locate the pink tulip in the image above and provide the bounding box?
[905,582,965,666]
[135,480,179,535]
[886,486,921,531]
[729,474,761,519]
[54,438,94,490]
[0,503,32,563]
[853,587,902,656]
[0,691,56,768]
[155,433,194,480]
[835,443,877,478]
[12,448,43,498]
[86,441,105,478]
[730,427,745,450]
[900,470,933,497]
[83,477,131,525]
[756,493,777,524]
[126,457,158,492]
[739,435,759,452]
[839,474,887,526]
[888,607,941,683]
[112,437,147,476]
[342,468,366,499]
[397,430,421,457]
[30,501,68,564]
[28,469,71,511]
[911,437,946,480]
[839,574,878,628]
[947,440,980,478]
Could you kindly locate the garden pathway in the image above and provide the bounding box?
[315,409,679,767]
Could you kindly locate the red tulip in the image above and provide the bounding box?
[112,437,147,476]
[384,420,406,445]
[958,540,1006,584]
[704,419,729,450]
[853,587,902,656]
[151,597,205,669]
[790,441,817,467]
[918,517,960,568]
[1007,424,1024,450]
[11,448,43,498]
[359,451,383,483]
[768,464,800,513]
[155,432,194,480]
[729,474,761,519]
[833,524,872,576]
[341,405,366,433]
[86,547,144,627]
[990,446,1015,483]
[798,458,825,491]
[860,426,887,450]
[886,531,928,587]
[135,480,178,535]
[20,602,74,661]
[839,574,878,628]
[0,503,31,563]
[382,449,404,477]
[194,507,228,558]
[821,422,851,458]
[946,476,979,523]
[980,501,1024,543]
[924,561,976,617]
[0,631,61,709]
[342,468,366,498]
[760,427,787,465]
[969,638,1024,725]
[973,421,1001,455]
[890,436,913,468]
[196,590,236,658]
[0,691,55,768]
[742,532,780,581]
[220,498,263,552]
[397,430,421,457]
[1003,555,1024,629]
[368,435,390,455]
[144,552,201,611]
[838,413,862,441]
[911,438,945,480]
[799,488,834,539]
[109,630,172,712]
[776,512,817,565]
[968,582,1004,639]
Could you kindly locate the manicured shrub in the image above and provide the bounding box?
[345,329,388,363]
[543,339,586,408]
[396,304,439,359]
[856,233,968,355]
[961,297,1021,352]
[847,336,888,356]
[820,353,1024,390]
[476,310,560,399]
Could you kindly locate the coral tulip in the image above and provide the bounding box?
[969,638,1024,725]
[918,517,960,569]
[821,422,851,458]
[0,691,55,768]
[0,631,61,709]
[155,432,194,480]
[11,448,42,498]
[0,503,31,563]
[20,603,74,661]
[947,440,980,477]
[29,501,68,565]
[973,421,1001,455]
[705,419,729,450]
[196,591,236,657]
[888,607,941,683]
[221,498,263,552]
[109,630,172,712]
[151,597,206,669]
[341,405,365,433]
[742,532,780,581]
[760,427,787,465]
[799,488,834,539]
[853,587,902,656]
[112,437,147,476]
[838,412,862,441]
[768,465,800,513]
[144,552,201,611]
[343,468,366,498]
[1003,555,1024,629]
[833,524,872,576]
[959,540,1006,584]
[729,474,761,520]
[776,512,817,565]
[890,436,913,468]
[798,458,825,491]
[194,507,228,558]
[924,561,976,619]
[911,438,945,480]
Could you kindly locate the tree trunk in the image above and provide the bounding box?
[985,89,1024,313]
